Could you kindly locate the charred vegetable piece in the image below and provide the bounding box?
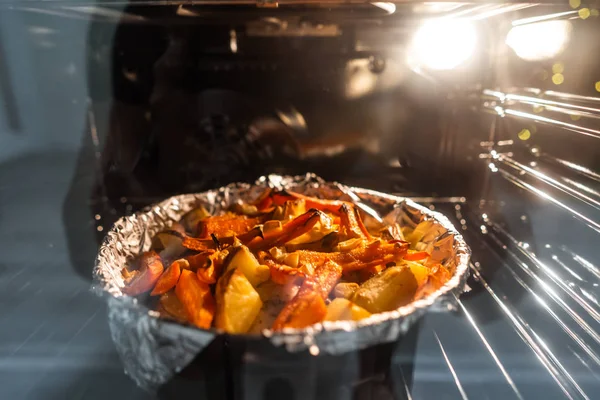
[333,282,360,299]
[151,231,188,260]
[269,190,353,215]
[428,263,452,290]
[296,240,408,272]
[248,209,328,252]
[215,268,263,334]
[261,255,305,285]
[185,250,215,271]
[272,260,342,330]
[325,298,371,321]
[285,231,340,253]
[338,204,367,240]
[181,206,211,235]
[224,245,270,287]
[151,259,187,296]
[194,251,228,285]
[159,291,189,322]
[198,215,260,239]
[352,266,418,313]
[123,251,164,296]
[272,290,328,330]
[175,269,215,329]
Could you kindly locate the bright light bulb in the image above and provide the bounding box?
[506,21,572,61]
[407,19,477,70]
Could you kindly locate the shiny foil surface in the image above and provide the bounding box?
[93,174,471,391]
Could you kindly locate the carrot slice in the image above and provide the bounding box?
[175,269,215,329]
[271,190,352,215]
[296,240,408,272]
[123,251,164,296]
[272,260,341,330]
[151,259,186,296]
[248,209,326,251]
[272,291,328,330]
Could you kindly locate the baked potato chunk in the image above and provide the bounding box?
[215,268,263,334]
[325,298,371,321]
[224,245,270,287]
[352,266,419,313]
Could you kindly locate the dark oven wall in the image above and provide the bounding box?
[84,5,491,222]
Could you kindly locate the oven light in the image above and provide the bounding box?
[407,19,477,70]
[506,21,572,61]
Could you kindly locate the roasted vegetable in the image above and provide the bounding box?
[215,268,263,333]
[224,245,270,287]
[325,298,371,321]
[175,269,215,329]
[333,282,360,299]
[180,206,211,236]
[198,214,260,238]
[159,291,189,322]
[121,189,453,334]
[151,259,187,295]
[272,260,342,330]
[151,231,187,260]
[122,251,164,296]
[296,240,408,272]
[248,209,329,251]
[352,266,419,313]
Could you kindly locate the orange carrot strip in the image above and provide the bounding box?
[296,240,408,272]
[151,259,186,296]
[271,190,352,215]
[248,209,325,251]
[123,251,164,296]
[273,260,341,330]
[272,292,327,330]
[175,269,215,329]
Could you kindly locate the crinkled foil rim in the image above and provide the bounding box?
[92,173,470,391]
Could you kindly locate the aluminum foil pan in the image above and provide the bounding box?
[93,173,470,391]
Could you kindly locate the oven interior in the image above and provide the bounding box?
[0,1,599,399]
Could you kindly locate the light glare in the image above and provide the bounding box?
[506,21,571,61]
[408,19,477,70]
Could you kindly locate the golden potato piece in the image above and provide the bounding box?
[352,266,418,313]
[333,282,360,299]
[325,298,371,321]
[215,268,263,334]
[400,260,429,287]
[224,245,270,287]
